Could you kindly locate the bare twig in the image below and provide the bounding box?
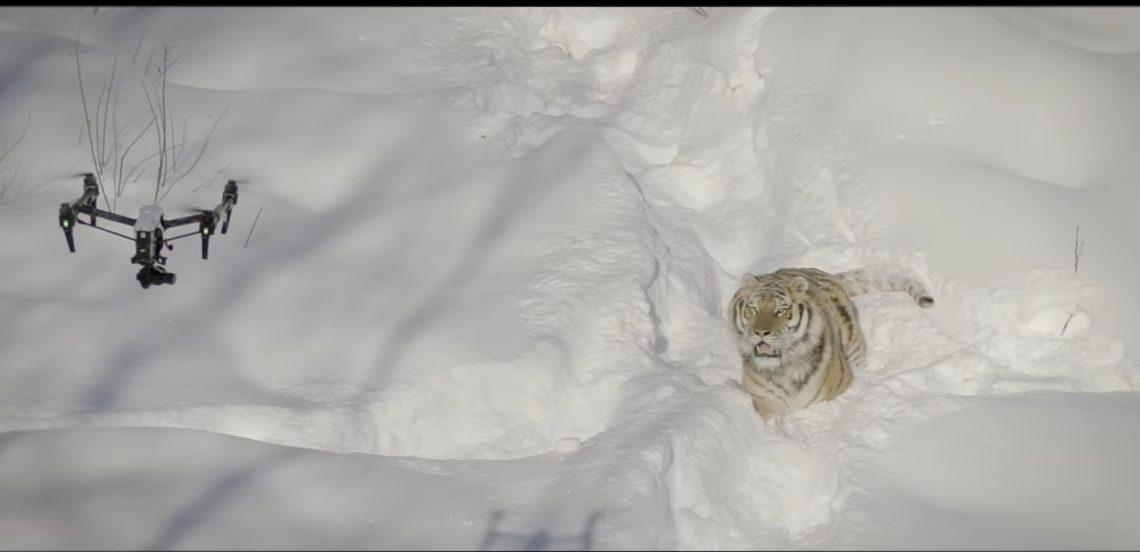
[143,42,156,77]
[132,26,146,67]
[0,164,22,204]
[113,115,155,210]
[75,43,112,210]
[115,114,155,187]
[156,53,169,200]
[193,167,227,192]
[244,224,284,248]
[141,46,172,204]
[97,56,116,172]
[0,110,31,167]
[77,39,223,210]
[1061,311,1076,336]
[1062,225,1086,336]
[159,105,229,202]
[131,137,187,168]
[1073,225,1084,274]
[0,110,31,204]
[243,206,263,248]
[171,119,185,176]
[164,45,183,70]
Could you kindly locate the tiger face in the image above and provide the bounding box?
[731,275,810,369]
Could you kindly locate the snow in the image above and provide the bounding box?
[0,6,1138,550]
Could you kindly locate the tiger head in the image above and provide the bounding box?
[729,273,810,368]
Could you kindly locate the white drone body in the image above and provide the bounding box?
[133,204,165,233]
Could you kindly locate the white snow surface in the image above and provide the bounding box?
[0,6,1138,550]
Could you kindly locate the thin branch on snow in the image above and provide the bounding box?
[1062,225,1086,337]
[244,206,263,248]
[1061,310,1076,337]
[1073,225,1084,274]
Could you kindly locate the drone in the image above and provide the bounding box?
[58,173,239,289]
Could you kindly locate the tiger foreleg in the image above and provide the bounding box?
[751,396,780,421]
[752,398,791,437]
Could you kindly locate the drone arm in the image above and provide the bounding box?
[156,180,238,261]
[74,204,137,227]
[164,231,203,241]
[165,213,217,260]
[56,173,134,253]
[69,181,98,209]
[162,213,206,229]
[71,188,97,208]
[66,174,102,224]
[59,202,133,252]
[92,208,136,227]
[74,219,136,241]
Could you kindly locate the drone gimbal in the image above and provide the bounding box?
[58,173,240,289]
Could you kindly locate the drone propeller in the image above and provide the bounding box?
[220,180,239,233]
[66,172,98,193]
[198,177,256,192]
[60,172,100,224]
[225,177,257,187]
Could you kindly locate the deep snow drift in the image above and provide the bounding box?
[0,6,1137,550]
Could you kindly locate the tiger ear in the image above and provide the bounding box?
[740,273,760,285]
[729,294,744,332]
[790,275,809,294]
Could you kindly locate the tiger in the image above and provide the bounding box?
[728,265,934,421]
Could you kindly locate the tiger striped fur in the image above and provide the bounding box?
[728,265,934,420]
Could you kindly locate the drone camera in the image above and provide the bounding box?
[136,265,176,289]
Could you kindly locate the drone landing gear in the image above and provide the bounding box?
[59,203,78,252]
[136,265,176,289]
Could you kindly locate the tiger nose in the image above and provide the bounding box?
[753,328,771,337]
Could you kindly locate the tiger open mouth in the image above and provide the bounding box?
[755,342,782,359]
